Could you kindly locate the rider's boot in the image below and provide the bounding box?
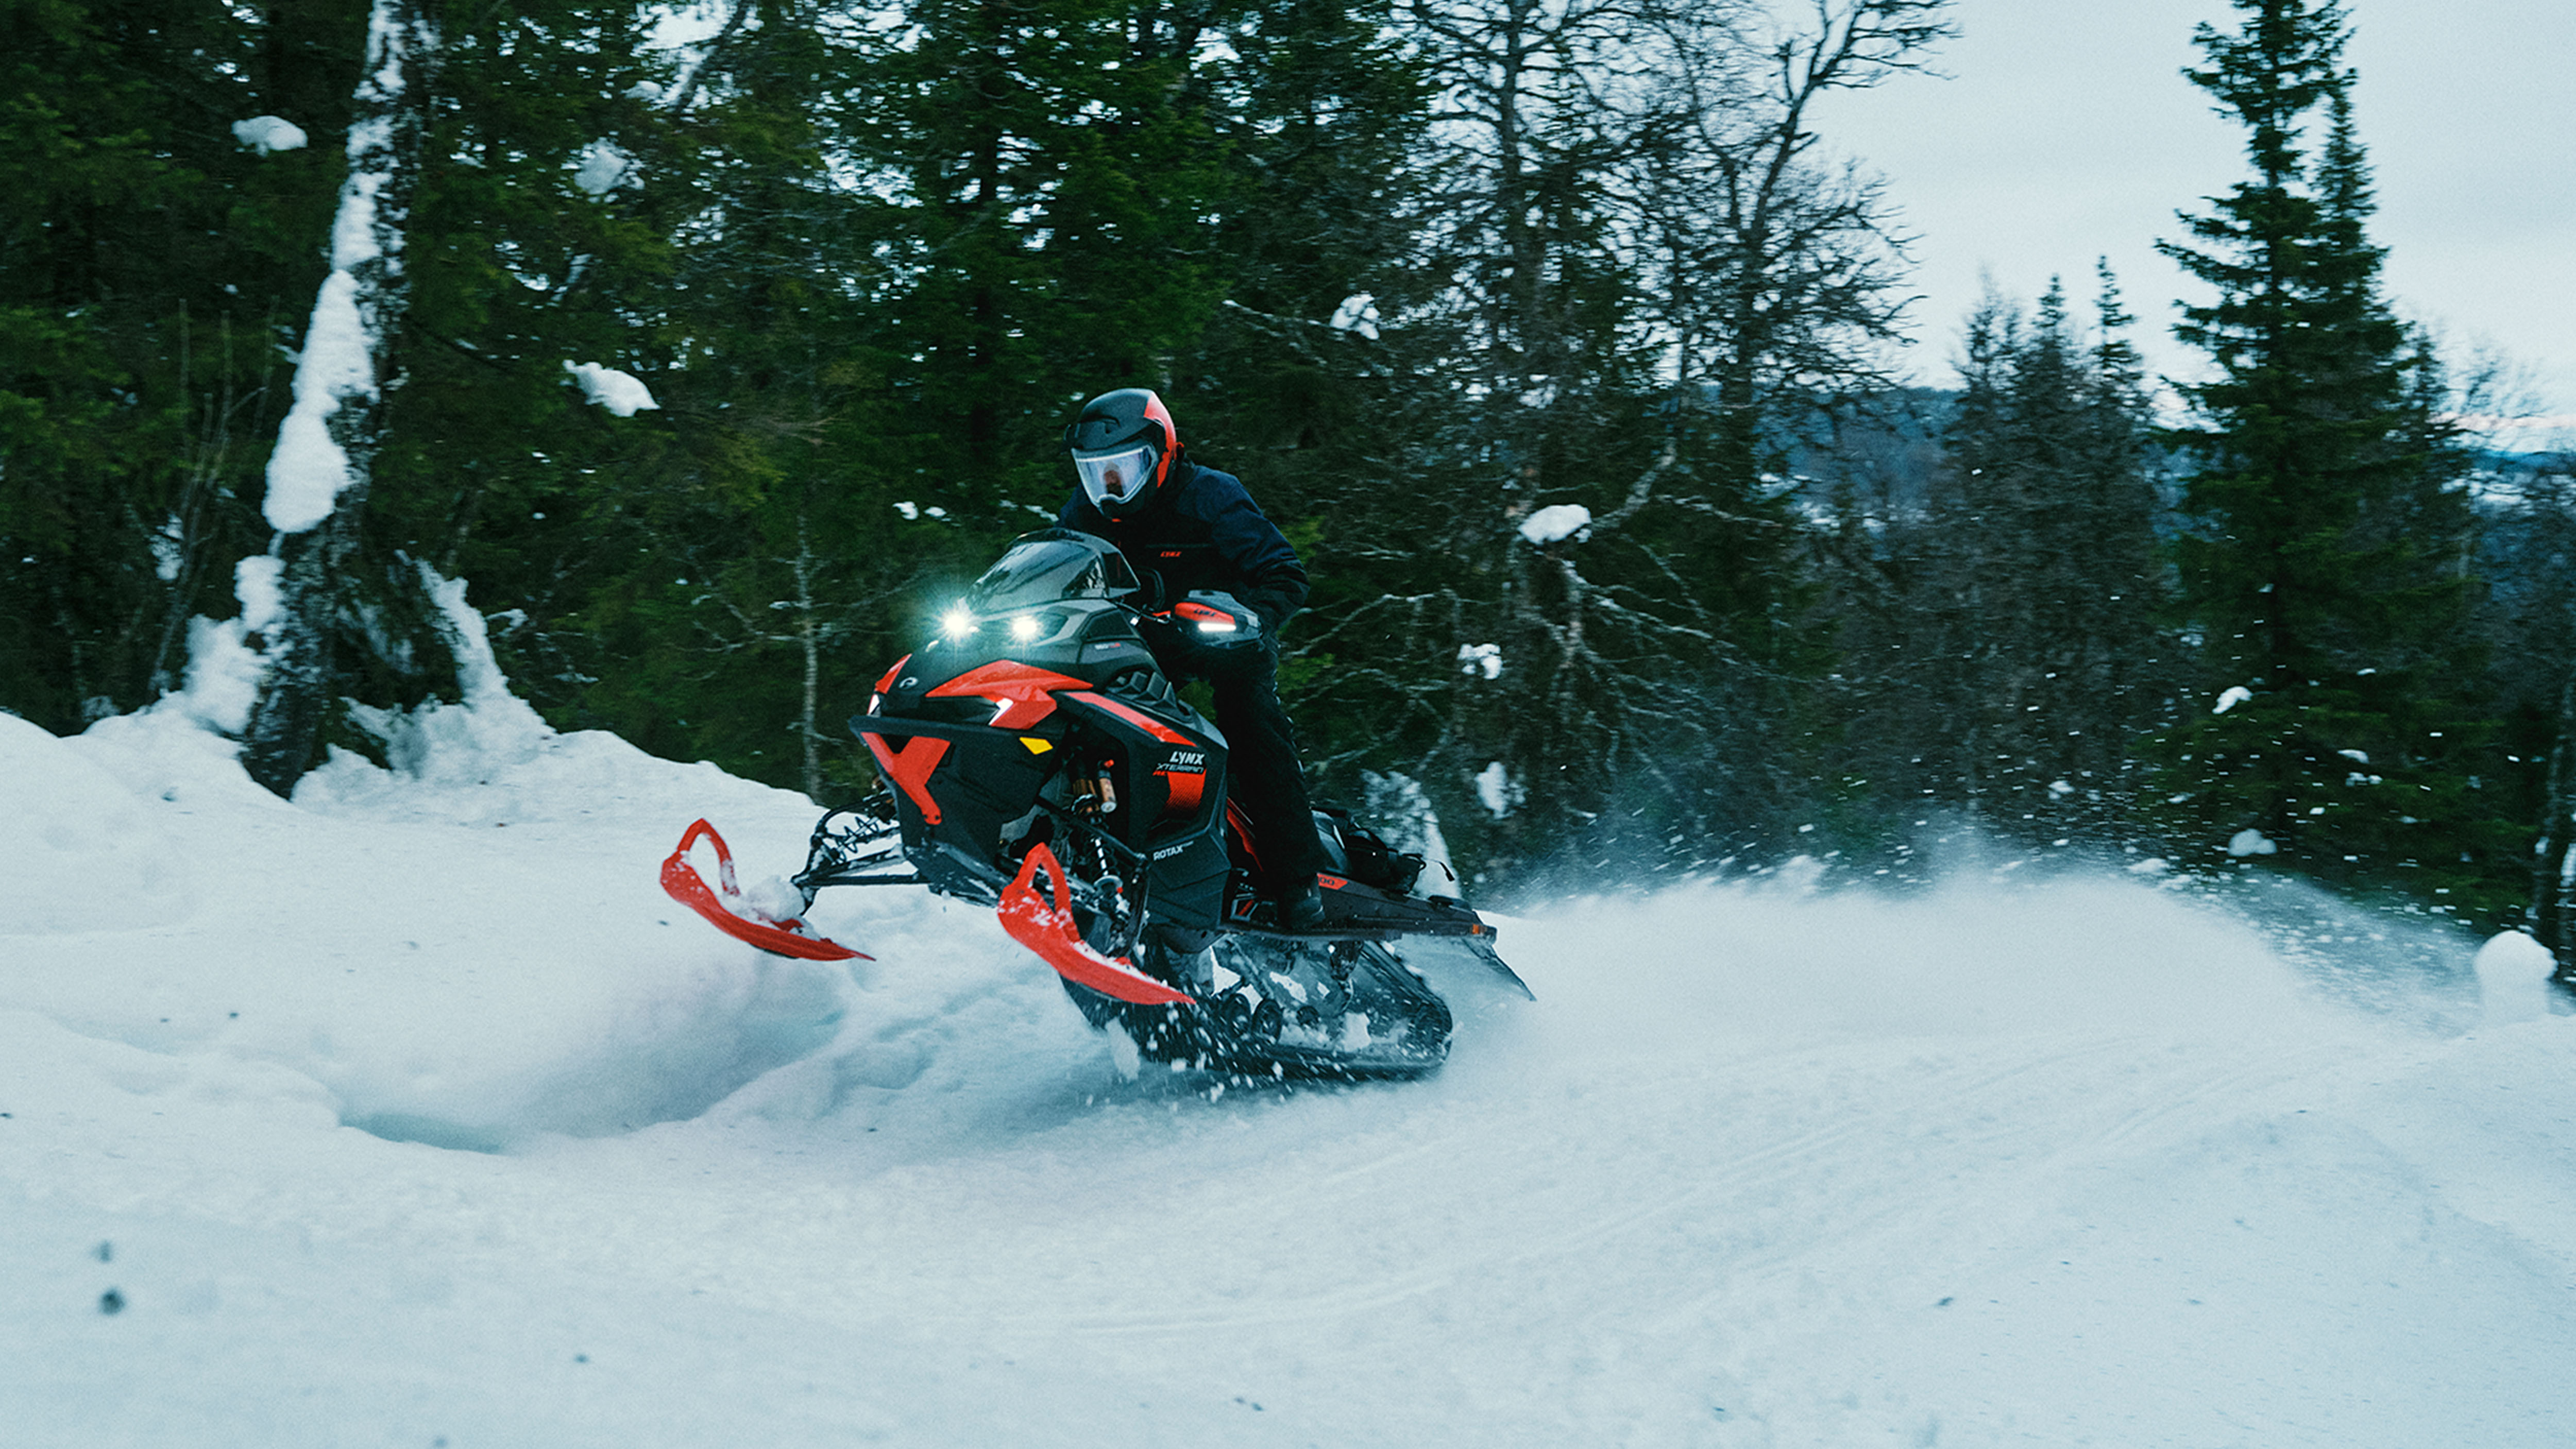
[1278,876,1325,932]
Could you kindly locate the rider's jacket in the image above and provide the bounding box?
[1057,457,1309,636]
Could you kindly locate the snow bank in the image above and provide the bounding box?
[2475,929,2558,1024]
[0,714,187,933]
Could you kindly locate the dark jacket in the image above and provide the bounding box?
[1058,456,1309,635]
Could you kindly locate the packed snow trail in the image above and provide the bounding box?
[4,706,2573,1446]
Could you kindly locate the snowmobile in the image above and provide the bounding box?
[661,528,1528,1080]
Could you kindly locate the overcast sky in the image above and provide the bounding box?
[1822,0,2576,428]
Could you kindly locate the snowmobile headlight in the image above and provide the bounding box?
[1195,616,1238,635]
[1009,614,1043,642]
[940,605,976,641]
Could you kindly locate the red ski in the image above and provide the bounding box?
[659,818,869,962]
[997,844,1196,1007]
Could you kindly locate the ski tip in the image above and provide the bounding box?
[661,818,873,961]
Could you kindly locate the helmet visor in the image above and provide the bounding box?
[1074,445,1158,510]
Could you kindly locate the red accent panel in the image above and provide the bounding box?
[862,733,951,825]
[1172,600,1230,624]
[997,845,1195,1006]
[1142,390,1177,487]
[1158,769,1206,813]
[1063,690,1193,744]
[927,660,1091,729]
[1318,873,1348,891]
[874,653,911,694]
[1227,802,1265,872]
[659,819,868,962]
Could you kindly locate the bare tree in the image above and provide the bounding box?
[1297,1,1952,880]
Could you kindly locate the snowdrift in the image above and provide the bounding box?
[4,690,2572,1447]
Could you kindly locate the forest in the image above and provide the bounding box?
[5,0,2572,974]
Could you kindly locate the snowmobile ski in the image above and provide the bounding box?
[998,843,1196,1006]
[659,818,870,962]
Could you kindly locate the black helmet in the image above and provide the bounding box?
[1063,387,1177,520]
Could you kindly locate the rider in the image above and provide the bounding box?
[1057,387,1329,930]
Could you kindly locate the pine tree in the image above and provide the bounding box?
[2482,452,2576,976]
[0,0,348,730]
[1821,268,2164,851]
[1926,272,2164,839]
[2154,0,2517,917]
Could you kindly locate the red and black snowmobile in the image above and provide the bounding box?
[663,528,1527,1080]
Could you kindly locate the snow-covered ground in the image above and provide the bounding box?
[6,687,2573,1446]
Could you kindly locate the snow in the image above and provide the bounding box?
[572,140,636,195]
[564,361,659,416]
[2473,930,2559,1026]
[2214,684,2253,714]
[1456,641,1502,679]
[2459,413,2576,454]
[1518,503,1590,545]
[1475,759,1513,817]
[1326,293,1381,340]
[262,269,376,533]
[257,0,419,536]
[1361,770,1461,899]
[2228,826,2279,857]
[6,671,2576,1443]
[229,116,307,154]
[233,553,284,636]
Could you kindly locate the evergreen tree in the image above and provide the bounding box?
[2480,452,2576,975]
[1924,272,2165,839]
[393,0,904,801]
[2153,0,2517,917]
[0,0,354,730]
[1819,268,2165,851]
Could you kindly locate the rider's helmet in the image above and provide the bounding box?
[1063,387,1177,520]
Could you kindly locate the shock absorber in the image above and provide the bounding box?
[1074,755,1120,816]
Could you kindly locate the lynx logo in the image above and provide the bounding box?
[1164,750,1207,772]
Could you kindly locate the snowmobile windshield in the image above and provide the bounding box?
[965,533,1140,613]
[1073,445,1158,511]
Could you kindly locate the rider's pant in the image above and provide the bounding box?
[1156,637,1328,893]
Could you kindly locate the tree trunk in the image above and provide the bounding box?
[242,0,431,796]
[2537,675,2576,984]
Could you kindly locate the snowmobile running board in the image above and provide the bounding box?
[659,819,871,962]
